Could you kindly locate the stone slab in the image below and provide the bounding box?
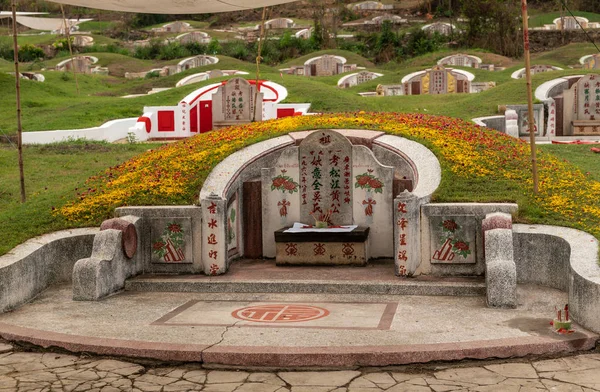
[0,285,596,367]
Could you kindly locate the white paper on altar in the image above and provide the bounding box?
[284,222,358,233]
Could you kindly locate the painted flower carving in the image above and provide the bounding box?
[271,172,299,194]
[442,219,459,232]
[355,172,384,193]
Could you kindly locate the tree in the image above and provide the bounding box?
[461,0,522,57]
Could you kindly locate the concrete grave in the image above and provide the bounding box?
[338,71,382,88]
[401,65,474,95]
[422,22,457,36]
[55,55,97,74]
[438,53,482,68]
[511,65,563,80]
[376,84,403,96]
[212,77,263,128]
[264,18,294,29]
[506,104,545,137]
[177,55,219,73]
[562,74,600,135]
[583,54,600,70]
[176,31,211,45]
[302,55,355,77]
[348,1,393,10]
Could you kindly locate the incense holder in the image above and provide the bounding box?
[315,221,328,229]
[553,319,572,331]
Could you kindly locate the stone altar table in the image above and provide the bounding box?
[274,226,370,266]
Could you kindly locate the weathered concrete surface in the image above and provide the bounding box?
[485,229,517,308]
[72,216,143,301]
[1,341,600,391]
[513,225,600,333]
[0,228,97,313]
[0,284,596,367]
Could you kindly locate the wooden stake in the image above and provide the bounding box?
[61,4,80,95]
[521,0,539,194]
[11,0,26,203]
[253,7,268,122]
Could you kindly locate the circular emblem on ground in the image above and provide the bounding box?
[232,304,330,323]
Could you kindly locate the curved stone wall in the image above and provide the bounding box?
[0,229,97,313]
[513,224,600,333]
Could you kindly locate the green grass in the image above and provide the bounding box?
[532,42,599,66]
[538,144,600,183]
[77,20,118,33]
[528,11,600,28]
[0,141,158,255]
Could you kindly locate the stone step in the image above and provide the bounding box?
[125,275,486,297]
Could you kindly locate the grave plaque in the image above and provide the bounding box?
[429,216,476,264]
[150,217,193,264]
[298,130,354,225]
[212,78,263,127]
[575,74,600,121]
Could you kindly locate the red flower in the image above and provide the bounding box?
[153,241,165,250]
[357,176,370,186]
[272,177,286,187]
[283,181,297,191]
[168,224,182,233]
[454,241,469,251]
[443,220,458,231]
[369,178,383,189]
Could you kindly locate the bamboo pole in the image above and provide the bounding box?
[11,0,26,203]
[253,7,268,122]
[60,4,80,95]
[521,0,539,194]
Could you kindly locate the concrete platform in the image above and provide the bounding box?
[0,283,597,368]
[125,259,487,296]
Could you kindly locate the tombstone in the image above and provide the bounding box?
[350,1,385,10]
[164,21,190,33]
[403,66,471,95]
[262,130,394,260]
[178,31,210,45]
[506,104,545,137]
[266,18,294,29]
[554,16,588,30]
[56,56,94,74]
[212,78,263,128]
[423,22,455,36]
[562,74,600,136]
[438,54,481,68]
[470,82,496,93]
[295,28,312,39]
[305,55,345,76]
[339,71,381,88]
[376,84,403,96]
[178,55,218,72]
[583,54,600,70]
[371,14,405,24]
[72,35,93,47]
[513,65,561,79]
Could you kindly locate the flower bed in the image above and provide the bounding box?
[57,112,600,241]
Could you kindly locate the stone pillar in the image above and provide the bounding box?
[505,109,519,139]
[201,193,227,275]
[482,211,513,254]
[485,228,517,308]
[394,191,420,276]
